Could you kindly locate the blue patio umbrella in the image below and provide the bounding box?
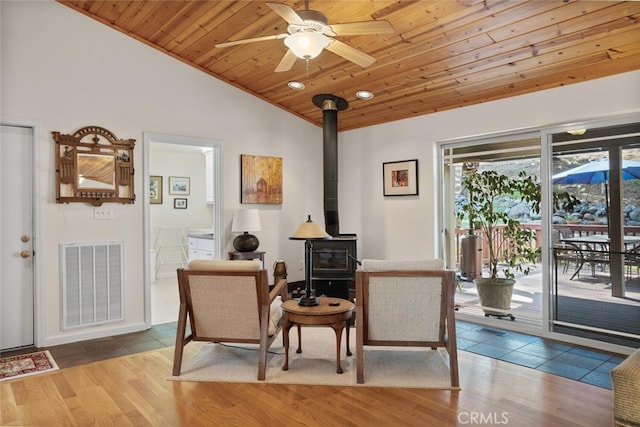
[552,158,640,185]
[553,158,640,225]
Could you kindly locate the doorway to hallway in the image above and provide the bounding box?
[143,132,223,326]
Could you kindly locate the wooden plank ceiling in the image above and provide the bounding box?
[58,1,640,131]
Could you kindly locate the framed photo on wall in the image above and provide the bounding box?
[174,198,187,209]
[240,154,283,204]
[169,176,190,195]
[149,175,162,204]
[383,159,418,196]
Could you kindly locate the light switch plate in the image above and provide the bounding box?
[94,207,113,220]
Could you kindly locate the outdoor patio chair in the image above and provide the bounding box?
[553,228,584,280]
[355,259,459,387]
[585,242,610,278]
[172,259,288,380]
[625,244,640,279]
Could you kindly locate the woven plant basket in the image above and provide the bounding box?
[611,348,640,427]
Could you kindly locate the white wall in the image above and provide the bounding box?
[341,71,640,260]
[3,1,639,345]
[1,1,324,345]
[149,146,212,231]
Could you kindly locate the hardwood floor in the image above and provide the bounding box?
[1,345,612,426]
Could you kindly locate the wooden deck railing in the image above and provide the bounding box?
[454,224,541,269]
[561,224,640,237]
[453,224,640,269]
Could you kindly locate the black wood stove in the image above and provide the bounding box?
[309,94,358,300]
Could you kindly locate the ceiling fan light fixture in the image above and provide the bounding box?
[288,81,305,90]
[356,90,374,100]
[284,31,329,59]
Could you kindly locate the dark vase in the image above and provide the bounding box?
[233,232,259,252]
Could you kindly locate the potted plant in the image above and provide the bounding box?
[564,213,579,224]
[590,213,604,225]
[457,169,541,317]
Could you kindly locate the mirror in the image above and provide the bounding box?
[53,126,135,206]
[77,153,116,190]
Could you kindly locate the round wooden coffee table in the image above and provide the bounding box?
[281,297,354,374]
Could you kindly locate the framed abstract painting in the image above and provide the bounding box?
[240,154,283,204]
[383,159,418,196]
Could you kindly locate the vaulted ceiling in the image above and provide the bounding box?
[59,1,640,131]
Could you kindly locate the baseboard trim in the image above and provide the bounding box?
[287,280,305,293]
[41,322,148,347]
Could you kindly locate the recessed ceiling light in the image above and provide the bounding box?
[288,81,305,90]
[356,90,374,100]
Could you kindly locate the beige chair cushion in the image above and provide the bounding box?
[186,259,280,335]
[360,258,446,342]
[269,296,283,336]
[361,258,445,271]
[187,259,262,271]
[368,275,443,341]
[188,275,260,339]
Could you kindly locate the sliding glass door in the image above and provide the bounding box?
[440,132,543,325]
[439,117,640,348]
[550,122,640,347]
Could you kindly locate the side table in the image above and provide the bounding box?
[281,297,354,374]
[228,251,265,265]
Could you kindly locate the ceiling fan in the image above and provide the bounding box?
[215,1,395,72]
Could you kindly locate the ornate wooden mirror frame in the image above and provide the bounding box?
[53,126,135,206]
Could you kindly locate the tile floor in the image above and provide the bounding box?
[455,321,627,389]
[1,319,627,390]
[150,276,180,325]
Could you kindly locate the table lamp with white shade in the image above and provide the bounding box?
[231,209,261,252]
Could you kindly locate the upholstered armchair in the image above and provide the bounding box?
[172,259,288,380]
[355,259,459,387]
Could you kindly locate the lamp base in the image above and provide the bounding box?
[298,295,319,306]
[233,233,259,252]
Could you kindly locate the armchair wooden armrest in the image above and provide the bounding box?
[270,277,288,303]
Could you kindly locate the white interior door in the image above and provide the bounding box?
[1,124,34,350]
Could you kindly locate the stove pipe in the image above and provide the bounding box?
[312,94,348,237]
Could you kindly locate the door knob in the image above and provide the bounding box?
[21,235,30,243]
[20,250,31,258]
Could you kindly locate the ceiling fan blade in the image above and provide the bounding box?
[325,39,376,68]
[266,2,305,25]
[274,49,298,72]
[215,33,287,48]
[329,20,395,36]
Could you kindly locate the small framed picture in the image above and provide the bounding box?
[383,159,418,196]
[149,175,162,204]
[169,176,190,195]
[174,198,187,209]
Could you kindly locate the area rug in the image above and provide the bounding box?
[169,327,458,389]
[0,350,59,381]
